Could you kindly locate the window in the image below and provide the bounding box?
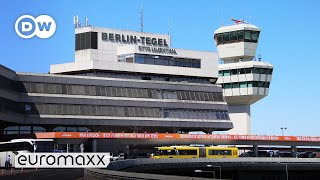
[145,58,154,64]
[222,70,230,76]
[223,32,230,42]
[240,82,247,88]
[245,68,252,73]
[266,68,273,75]
[239,68,245,74]
[135,57,144,64]
[217,34,223,44]
[247,82,253,87]
[154,59,165,65]
[183,59,192,67]
[253,67,260,74]
[75,32,98,51]
[231,69,238,75]
[258,82,265,87]
[265,82,271,88]
[259,68,266,74]
[209,150,232,156]
[232,82,239,88]
[237,30,244,40]
[219,71,223,76]
[230,31,238,41]
[244,31,251,41]
[126,57,133,63]
[251,31,260,42]
[223,83,232,89]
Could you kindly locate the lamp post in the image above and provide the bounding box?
[280,127,287,136]
[277,162,288,180]
[207,165,221,179]
[194,170,216,179]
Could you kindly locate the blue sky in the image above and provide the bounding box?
[0,0,319,136]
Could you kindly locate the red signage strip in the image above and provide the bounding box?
[35,132,320,142]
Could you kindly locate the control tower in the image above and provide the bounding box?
[214,19,273,135]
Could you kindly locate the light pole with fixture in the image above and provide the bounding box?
[207,165,221,179]
[277,162,288,180]
[280,127,287,136]
[194,169,216,179]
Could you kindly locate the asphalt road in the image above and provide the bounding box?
[0,168,84,180]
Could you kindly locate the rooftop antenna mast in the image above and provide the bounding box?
[168,20,173,35]
[139,5,143,32]
[220,8,224,26]
[85,17,89,27]
[73,15,81,29]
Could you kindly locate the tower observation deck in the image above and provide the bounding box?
[214,19,274,135]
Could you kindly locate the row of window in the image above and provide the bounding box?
[75,71,212,84]
[52,126,91,132]
[28,103,162,118]
[118,53,201,68]
[24,103,229,120]
[221,81,271,89]
[3,126,46,135]
[219,67,273,76]
[21,82,225,102]
[0,95,229,120]
[208,150,232,156]
[214,30,260,45]
[164,110,229,120]
[22,82,158,99]
[3,126,91,135]
[158,150,197,156]
[176,91,224,102]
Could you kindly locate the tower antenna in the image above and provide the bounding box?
[220,8,223,26]
[168,20,173,35]
[74,15,81,29]
[85,17,89,27]
[139,5,143,32]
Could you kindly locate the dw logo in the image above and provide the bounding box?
[15,15,56,39]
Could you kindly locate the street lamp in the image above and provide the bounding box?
[194,170,216,179]
[280,127,287,136]
[277,162,288,180]
[207,165,221,179]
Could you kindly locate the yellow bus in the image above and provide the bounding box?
[153,146,238,159]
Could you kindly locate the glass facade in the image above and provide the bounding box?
[214,30,260,45]
[21,103,229,120]
[222,81,270,89]
[20,82,224,102]
[75,32,98,51]
[219,67,273,76]
[3,126,45,135]
[118,54,201,69]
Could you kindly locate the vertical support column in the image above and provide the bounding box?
[92,139,97,152]
[253,145,259,157]
[291,146,297,157]
[73,144,78,152]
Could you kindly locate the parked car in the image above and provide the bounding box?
[111,153,125,161]
[239,150,279,157]
[278,151,293,157]
[298,152,316,158]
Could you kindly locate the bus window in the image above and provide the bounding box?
[209,150,232,156]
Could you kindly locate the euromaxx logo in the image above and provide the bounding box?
[15,15,56,39]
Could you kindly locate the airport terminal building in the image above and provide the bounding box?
[0,20,273,152]
[0,26,234,141]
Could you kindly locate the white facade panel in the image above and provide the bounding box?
[238,74,247,82]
